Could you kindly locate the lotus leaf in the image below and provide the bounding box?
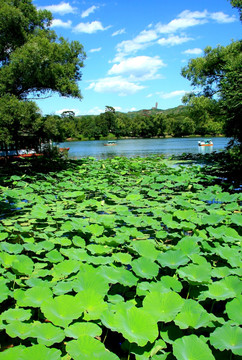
[52,281,74,295]
[225,295,242,324]
[72,235,86,247]
[30,321,65,346]
[99,265,138,286]
[157,250,189,269]
[0,232,9,241]
[14,286,53,307]
[131,256,159,279]
[143,291,184,322]
[11,254,34,275]
[207,225,241,242]
[201,213,225,225]
[41,294,84,328]
[51,260,81,280]
[86,224,104,237]
[73,266,109,295]
[114,305,159,346]
[131,240,159,260]
[65,322,102,339]
[1,308,32,322]
[177,263,211,284]
[215,246,241,267]
[0,344,61,360]
[31,204,48,219]
[174,299,214,329]
[175,237,200,256]
[230,213,242,226]
[66,335,119,360]
[60,247,89,261]
[173,334,215,360]
[5,320,33,339]
[210,324,242,355]
[112,252,132,264]
[46,250,64,263]
[199,275,242,300]
[137,276,182,297]
[86,244,113,255]
[76,289,108,320]
[0,242,23,254]
[0,279,10,303]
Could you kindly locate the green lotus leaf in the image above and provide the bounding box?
[157,250,189,269]
[173,334,215,360]
[0,344,61,360]
[51,260,81,280]
[1,308,32,322]
[177,263,211,284]
[41,294,84,328]
[160,324,183,345]
[175,237,200,256]
[225,295,242,324]
[115,305,159,346]
[76,289,108,320]
[65,322,102,339]
[207,225,241,242]
[130,240,159,260]
[73,266,109,295]
[211,266,233,279]
[99,265,138,287]
[31,204,48,219]
[199,275,242,301]
[128,338,167,360]
[46,250,65,263]
[0,232,9,241]
[0,279,10,303]
[112,252,132,264]
[0,242,23,254]
[66,335,119,360]
[174,299,214,329]
[215,246,241,268]
[143,291,184,323]
[210,324,242,355]
[201,213,225,225]
[86,224,104,237]
[86,255,113,265]
[5,320,33,339]
[11,254,34,275]
[86,244,113,255]
[30,321,65,346]
[131,256,159,279]
[137,276,182,297]
[72,235,86,247]
[60,247,89,261]
[230,213,242,226]
[14,286,53,307]
[52,281,74,295]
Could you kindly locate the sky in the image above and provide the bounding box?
[33,0,241,116]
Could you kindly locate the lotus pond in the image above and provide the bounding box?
[0,156,241,359]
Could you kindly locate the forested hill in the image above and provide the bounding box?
[124,105,186,118]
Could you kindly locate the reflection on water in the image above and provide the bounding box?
[58,137,229,160]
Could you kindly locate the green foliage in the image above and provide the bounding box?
[0,156,241,359]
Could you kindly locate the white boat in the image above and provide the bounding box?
[198,139,213,146]
[104,140,117,146]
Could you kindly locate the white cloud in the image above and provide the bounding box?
[86,76,145,96]
[158,35,192,46]
[89,47,102,53]
[156,10,208,34]
[73,21,110,34]
[183,48,203,55]
[50,19,72,28]
[55,108,80,116]
[210,12,236,23]
[87,106,105,115]
[108,56,165,81]
[41,2,76,15]
[81,5,99,18]
[159,90,187,99]
[112,28,126,36]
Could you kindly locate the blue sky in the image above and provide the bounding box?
[34,0,241,116]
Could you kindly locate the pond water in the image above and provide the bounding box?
[58,137,230,160]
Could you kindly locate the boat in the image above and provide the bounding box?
[59,147,70,152]
[198,139,213,146]
[104,140,117,146]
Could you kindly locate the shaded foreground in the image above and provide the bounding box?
[0,156,241,359]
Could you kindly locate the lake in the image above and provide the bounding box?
[58,137,230,160]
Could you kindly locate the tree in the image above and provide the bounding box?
[229,0,242,20]
[181,40,242,144]
[0,0,86,151]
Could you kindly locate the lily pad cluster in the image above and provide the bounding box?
[0,156,241,359]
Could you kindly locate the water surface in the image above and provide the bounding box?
[58,137,229,160]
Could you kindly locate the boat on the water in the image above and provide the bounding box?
[198,139,213,146]
[104,140,117,146]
